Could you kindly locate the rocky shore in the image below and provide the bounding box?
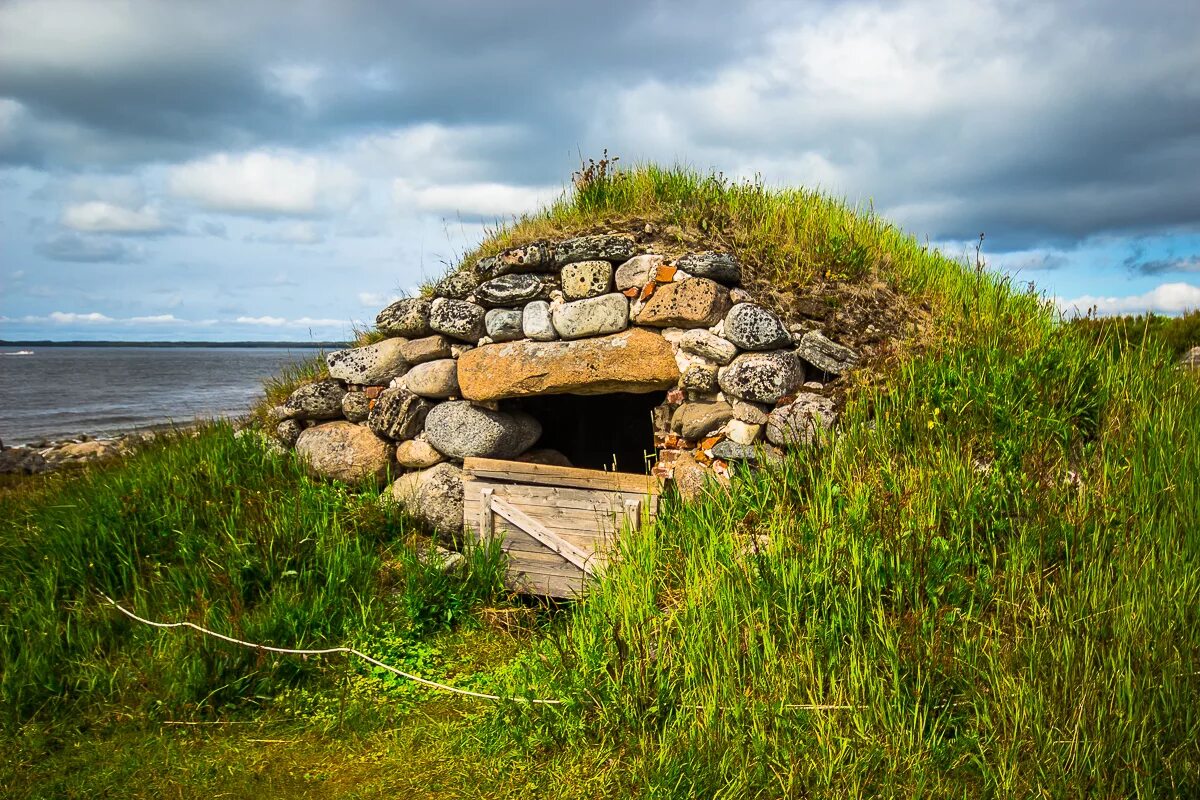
[0,423,207,475]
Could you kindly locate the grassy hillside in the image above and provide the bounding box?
[3,165,1198,798]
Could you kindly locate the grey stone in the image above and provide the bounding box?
[386,462,464,539]
[395,436,447,469]
[722,303,791,351]
[376,298,432,338]
[710,439,785,467]
[796,331,859,375]
[553,234,637,266]
[485,308,524,342]
[766,394,838,447]
[341,391,371,423]
[0,447,49,474]
[423,401,542,460]
[475,273,556,307]
[671,400,734,440]
[476,242,555,279]
[400,335,453,364]
[521,301,557,341]
[326,338,409,385]
[717,352,804,404]
[561,260,613,299]
[680,364,718,393]
[283,379,347,421]
[731,399,771,425]
[679,328,739,365]
[429,297,486,343]
[551,293,630,340]
[295,421,394,485]
[676,251,741,285]
[404,359,460,399]
[1183,345,1200,368]
[275,419,304,447]
[614,254,663,291]
[433,270,479,300]
[367,388,433,440]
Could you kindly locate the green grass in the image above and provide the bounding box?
[4,164,1199,797]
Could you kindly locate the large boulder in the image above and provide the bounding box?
[367,388,433,440]
[404,359,460,399]
[766,394,838,446]
[283,379,346,421]
[722,304,791,351]
[475,274,556,307]
[561,260,613,299]
[376,298,431,338]
[551,293,630,339]
[295,422,394,484]
[423,401,541,460]
[457,328,680,401]
[795,331,859,375]
[676,251,741,285]
[634,278,730,328]
[429,297,486,342]
[553,234,636,266]
[326,338,409,385]
[386,462,464,539]
[717,352,804,404]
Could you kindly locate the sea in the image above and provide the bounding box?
[0,345,326,445]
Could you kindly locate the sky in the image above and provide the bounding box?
[1,0,1198,342]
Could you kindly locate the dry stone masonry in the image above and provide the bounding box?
[271,233,860,535]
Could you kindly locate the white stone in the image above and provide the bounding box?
[725,420,763,445]
[614,254,663,290]
[550,292,630,340]
[522,300,558,341]
[679,329,738,365]
[326,338,409,386]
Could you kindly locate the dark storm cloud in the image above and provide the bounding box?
[1125,254,1200,275]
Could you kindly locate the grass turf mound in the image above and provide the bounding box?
[3,165,1198,797]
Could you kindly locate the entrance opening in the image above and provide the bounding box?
[515,391,665,473]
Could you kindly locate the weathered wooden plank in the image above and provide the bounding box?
[464,457,662,495]
[507,570,582,599]
[499,533,613,565]
[492,482,658,511]
[503,549,590,576]
[478,488,494,539]
[490,498,596,576]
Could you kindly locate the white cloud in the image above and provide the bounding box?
[1059,282,1200,317]
[235,315,287,326]
[393,179,559,218]
[358,291,401,307]
[233,315,344,327]
[167,151,361,216]
[128,314,180,323]
[47,311,113,324]
[61,201,167,234]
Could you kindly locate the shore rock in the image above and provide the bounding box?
[400,334,453,364]
[521,300,558,341]
[0,447,50,474]
[376,298,431,338]
[634,278,730,328]
[424,401,542,460]
[766,394,838,446]
[283,380,347,421]
[341,391,371,423]
[551,292,630,339]
[457,328,679,400]
[679,328,738,365]
[429,298,486,343]
[561,260,613,299]
[717,351,804,404]
[676,251,741,285]
[326,338,409,385]
[395,436,447,469]
[485,308,524,342]
[296,422,394,484]
[386,462,464,539]
[475,273,556,307]
[615,254,663,291]
[553,234,636,266]
[367,388,433,440]
[404,359,460,399]
[722,304,791,351]
[671,400,733,440]
[795,331,859,375]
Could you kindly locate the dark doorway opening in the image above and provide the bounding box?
[515,391,665,473]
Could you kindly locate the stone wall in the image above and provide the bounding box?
[271,233,859,536]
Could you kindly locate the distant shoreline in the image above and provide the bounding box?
[0,340,347,348]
